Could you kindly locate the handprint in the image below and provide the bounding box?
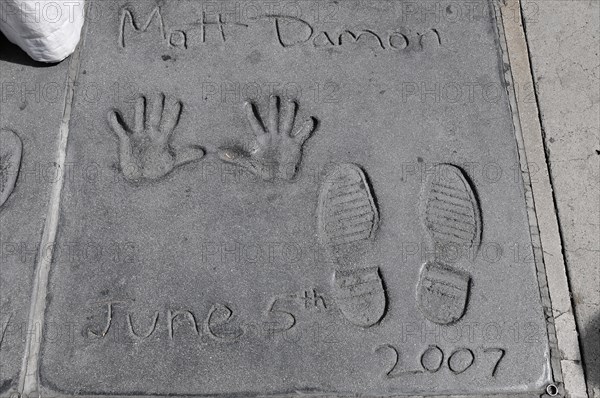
[218,96,317,181]
[108,93,204,181]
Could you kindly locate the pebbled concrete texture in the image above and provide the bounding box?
[521,0,600,396]
[0,35,69,394]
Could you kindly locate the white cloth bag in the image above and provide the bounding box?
[0,0,85,63]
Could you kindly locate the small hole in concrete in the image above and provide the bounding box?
[546,384,558,396]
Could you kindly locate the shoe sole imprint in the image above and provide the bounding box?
[420,163,481,255]
[318,164,385,328]
[0,129,23,208]
[317,163,379,261]
[417,164,480,325]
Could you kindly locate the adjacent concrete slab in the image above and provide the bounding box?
[0,35,69,394]
[37,0,553,395]
[520,1,600,396]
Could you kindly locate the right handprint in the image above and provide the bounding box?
[218,95,317,181]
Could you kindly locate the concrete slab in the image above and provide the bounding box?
[33,0,553,395]
[0,35,69,394]
[520,1,600,396]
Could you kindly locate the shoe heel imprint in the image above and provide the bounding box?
[334,267,386,328]
[416,261,471,326]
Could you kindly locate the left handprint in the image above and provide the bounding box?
[108,93,204,181]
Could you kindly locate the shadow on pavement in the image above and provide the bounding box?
[582,309,600,392]
[0,31,56,67]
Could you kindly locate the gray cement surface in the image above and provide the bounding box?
[31,0,554,395]
[0,35,69,394]
[521,1,600,396]
[7,0,598,396]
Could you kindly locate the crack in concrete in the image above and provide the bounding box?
[17,9,88,395]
